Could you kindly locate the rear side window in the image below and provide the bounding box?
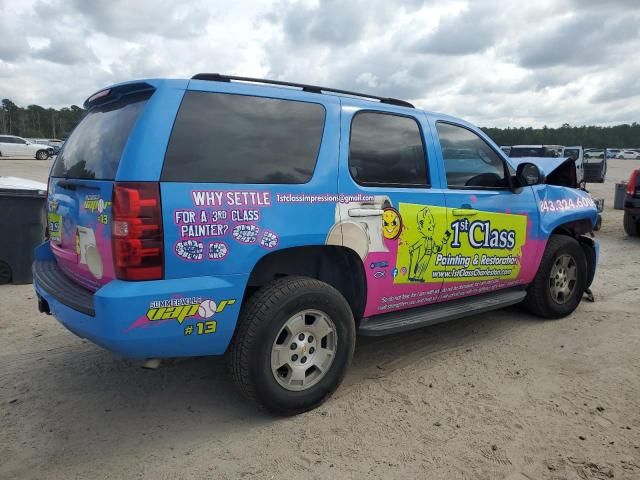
[162,91,326,184]
[52,91,151,179]
[349,112,428,187]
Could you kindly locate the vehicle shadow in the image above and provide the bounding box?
[5,305,541,474]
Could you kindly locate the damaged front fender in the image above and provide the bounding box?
[509,156,578,188]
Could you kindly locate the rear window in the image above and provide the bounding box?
[51,92,151,179]
[161,91,326,184]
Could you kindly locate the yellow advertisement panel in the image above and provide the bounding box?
[394,203,527,284]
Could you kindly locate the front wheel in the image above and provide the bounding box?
[35,150,49,160]
[228,276,356,415]
[524,235,587,319]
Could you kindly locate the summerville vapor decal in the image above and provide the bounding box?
[394,203,527,283]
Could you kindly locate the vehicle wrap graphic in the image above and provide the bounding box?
[127,296,237,334]
[46,181,115,291]
[394,204,527,284]
[172,190,275,261]
[332,197,542,316]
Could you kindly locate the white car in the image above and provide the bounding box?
[616,149,640,160]
[0,135,52,160]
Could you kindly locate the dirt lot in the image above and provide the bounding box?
[1,159,639,480]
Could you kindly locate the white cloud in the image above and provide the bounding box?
[0,0,638,126]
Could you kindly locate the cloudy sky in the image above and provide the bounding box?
[0,0,638,127]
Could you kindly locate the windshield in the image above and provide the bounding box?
[52,91,151,179]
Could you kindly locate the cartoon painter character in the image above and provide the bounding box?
[408,207,451,282]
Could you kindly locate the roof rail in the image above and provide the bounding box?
[191,73,415,108]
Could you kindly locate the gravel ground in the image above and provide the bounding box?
[0,158,639,480]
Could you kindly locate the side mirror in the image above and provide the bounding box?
[516,162,543,186]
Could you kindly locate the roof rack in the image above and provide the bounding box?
[191,73,415,108]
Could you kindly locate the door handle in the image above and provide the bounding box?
[452,208,478,217]
[348,208,384,217]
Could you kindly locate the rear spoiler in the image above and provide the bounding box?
[83,82,155,110]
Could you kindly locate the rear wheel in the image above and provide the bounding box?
[36,150,48,160]
[524,235,587,319]
[623,212,640,236]
[228,276,356,415]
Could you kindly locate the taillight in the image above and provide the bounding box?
[112,182,163,281]
[627,169,639,196]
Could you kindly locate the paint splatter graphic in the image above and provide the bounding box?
[260,231,278,249]
[232,224,259,244]
[208,242,228,260]
[175,240,204,260]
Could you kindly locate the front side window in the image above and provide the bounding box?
[349,112,428,187]
[162,92,326,184]
[436,122,507,189]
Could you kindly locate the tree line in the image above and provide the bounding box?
[1,99,84,140]
[482,123,640,148]
[1,97,638,147]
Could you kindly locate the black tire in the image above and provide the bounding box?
[623,212,640,237]
[523,235,587,319]
[36,150,48,160]
[228,276,356,415]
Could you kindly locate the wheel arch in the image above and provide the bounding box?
[548,221,597,288]
[245,245,367,322]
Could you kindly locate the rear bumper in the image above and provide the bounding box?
[33,242,247,358]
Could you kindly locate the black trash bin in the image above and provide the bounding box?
[0,177,47,284]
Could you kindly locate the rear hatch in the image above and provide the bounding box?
[48,86,153,291]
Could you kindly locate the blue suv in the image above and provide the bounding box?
[34,74,599,414]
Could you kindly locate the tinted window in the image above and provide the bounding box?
[51,92,151,179]
[349,112,428,187]
[564,148,579,159]
[15,137,26,144]
[162,92,325,184]
[436,122,507,188]
[0,137,9,143]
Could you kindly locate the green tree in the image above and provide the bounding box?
[0,99,84,139]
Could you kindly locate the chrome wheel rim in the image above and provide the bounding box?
[549,253,577,304]
[270,309,337,392]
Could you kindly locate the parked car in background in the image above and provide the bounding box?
[500,145,511,155]
[27,138,64,155]
[509,145,563,158]
[624,167,640,236]
[0,135,52,159]
[616,150,640,160]
[607,149,621,158]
